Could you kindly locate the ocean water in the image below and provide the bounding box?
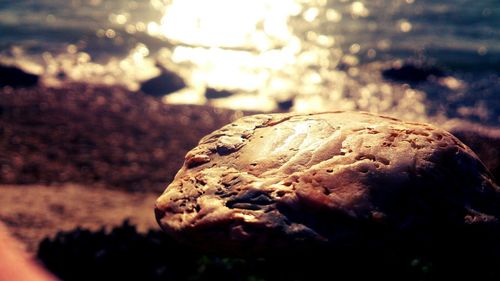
[0,0,498,124]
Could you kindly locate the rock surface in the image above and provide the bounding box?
[156,111,500,254]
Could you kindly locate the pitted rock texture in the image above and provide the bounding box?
[155,112,500,253]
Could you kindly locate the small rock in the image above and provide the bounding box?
[140,67,185,97]
[277,99,294,111]
[382,63,444,83]
[205,88,233,99]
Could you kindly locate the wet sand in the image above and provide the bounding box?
[0,184,159,253]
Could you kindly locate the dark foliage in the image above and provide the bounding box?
[38,221,500,281]
[38,221,269,281]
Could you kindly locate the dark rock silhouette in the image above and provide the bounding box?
[277,99,294,111]
[140,66,185,97]
[0,64,39,88]
[205,88,233,99]
[382,63,444,83]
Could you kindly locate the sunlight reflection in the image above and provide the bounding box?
[41,44,158,90]
[351,2,369,18]
[155,0,342,110]
[3,0,495,124]
[160,0,299,49]
[9,0,429,119]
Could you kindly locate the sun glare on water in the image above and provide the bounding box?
[1,0,479,122]
[32,0,425,119]
[156,0,342,110]
[160,0,299,50]
[151,0,424,119]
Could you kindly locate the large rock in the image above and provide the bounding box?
[155,112,500,254]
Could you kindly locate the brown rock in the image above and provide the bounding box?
[155,112,500,254]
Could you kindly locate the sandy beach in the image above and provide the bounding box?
[0,184,158,253]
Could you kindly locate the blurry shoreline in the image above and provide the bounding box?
[0,82,252,192]
[1,81,498,191]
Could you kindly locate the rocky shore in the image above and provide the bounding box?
[0,83,247,192]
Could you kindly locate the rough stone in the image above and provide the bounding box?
[155,111,500,254]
